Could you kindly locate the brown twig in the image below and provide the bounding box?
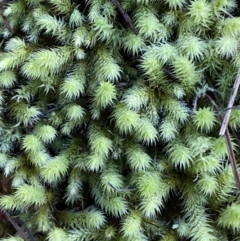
[218,105,240,115]
[82,2,89,15]
[110,0,138,35]
[142,218,162,229]
[224,129,240,190]
[219,70,240,136]
[1,0,13,33]
[2,211,35,241]
[206,94,240,190]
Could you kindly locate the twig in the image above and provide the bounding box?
[2,211,35,241]
[218,105,240,115]
[38,101,81,119]
[40,102,74,117]
[82,2,89,15]
[1,0,13,33]
[219,70,240,136]
[110,0,138,35]
[108,182,137,192]
[192,96,198,111]
[142,218,162,229]
[206,94,240,190]
[224,129,240,190]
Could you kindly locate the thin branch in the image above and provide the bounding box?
[2,210,35,241]
[39,101,82,119]
[108,182,137,192]
[218,105,240,115]
[110,0,138,35]
[224,129,240,190]
[40,102,74,117]
[192,96,198,112]
[142,218,162,229]
[206,94,240,190]
[219,70,240,136]
[1,0,13,33]
[82,2,89,15]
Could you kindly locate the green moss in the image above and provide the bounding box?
[0,0,240,240]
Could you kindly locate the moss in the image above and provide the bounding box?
[0,0,240,240]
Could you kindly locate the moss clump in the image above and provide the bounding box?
[0,0,240,240]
